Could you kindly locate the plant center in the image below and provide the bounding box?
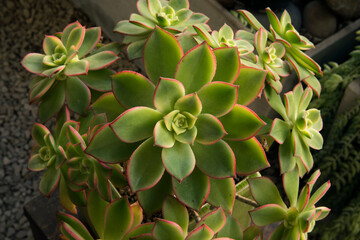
[39,146,52,161]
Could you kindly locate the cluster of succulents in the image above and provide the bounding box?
[22,0,331,239]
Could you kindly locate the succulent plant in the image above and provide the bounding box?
[22,21,121,121]
[239,8,323,95]
[85,27,269,214]
[248,169,330,239]
[266,84,323,176]
[114,0,210,59]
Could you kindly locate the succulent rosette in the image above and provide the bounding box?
[265,84,323,176]
[254,28,290,93]
[85,27,269,214]
[194,24,254,56]
[248,169,330,239]
[114,0,210,59]
[239,8,322,95]
[21,21,120,122]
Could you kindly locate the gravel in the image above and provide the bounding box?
[0,0,137,239]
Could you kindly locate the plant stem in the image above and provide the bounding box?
[235,194,260,208]
[192,210,201,223]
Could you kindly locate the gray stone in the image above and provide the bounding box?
[326,0,360,20]
[303,1,337,39]
[0,185,10,194]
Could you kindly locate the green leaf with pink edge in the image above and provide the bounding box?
[293,130,313,173]
[195,114,227,145]
[32,123,50,146]
[306,181,331,210]
[298,87,313,113]
[103,198,133,240]
[154,78,185,113]
[39,81,66,122]
[77,69,113,91]
[212,47,240,83]
[128,138,164,192]
[288,48,322,76]
[39,167,60,197]
[163,195,189,235]
[28,154,46,171]
[279,133,297,174]
[152,219,185,240]
[59,177,78,213]
[66,77,90,114]
[21,53,47,74]
[219,105,265,141]
[42,66,65,78]
[243,225,262,240]
[268,223,285,240]
[111,107,163,143]
[57,212,93,240]
[147,0,162,16]
[297,210,314,233]
[282,227,300,240]
[265,8,281,34]
[248,177,286,208]
[61,21,81,44]
[283,168,299,207]
[137,172,173,215]
[123,223,155,240]
[91,93,126,122]
[217,216,243,240]
[86,124,138,163]
[83,51,119,70]
[177,32,198,54]
[169,0,189,11]
[207,178,235,213]
[87,191,107,238]
[173,167,210,210]
[154,120,175,148]
[112,71,155,109]
[284,92,296,122]
[175,42,216,94]
[303,74,321,97]
[237,10,264,31]
[64,60,89,76]
[264,85,288,120]
[186,225,214,240]
[270,118,290,144]
[234,66,267,106]
[43,35,63,55]
[197,82,238,117]
[315,207,330,221]
[114,20,152,36]
[109,164,128,188]
[77,27,101,58]
[193,25,218,48]
[306,129,323,150]
[297,185,310,212]
[255,28,268,56]
[228,137,269,175]
[130,202,143,229]
[196,207,226,234]
[127,39,147,60]
[65,26,85,50]
[162,141,195,181]
[174,93,202,116]
[192,140,235,178]
[92,42,123,55]
[174,127,197,144]
[249,204,287,226]
[144,27,183,84]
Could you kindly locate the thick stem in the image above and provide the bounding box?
[192,209,201,223]
[235,194,260,208]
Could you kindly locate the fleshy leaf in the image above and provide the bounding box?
[154,120,176,148]
[174,93,202,116]
[207,178,235,213]
[21,53,46,74]
[212,47,240,83]
[65,26,85,50]
[217,216,243,240]
[87,191,107,238]
[111,107,163,143]
[279,133,297,173]
[29,77,56,103]
[83,51,119,70]
[123,223,154,240]
[186,225,214,240]
[64,60,89,76]
[163,195,189,235]
[77,69,113,92]
[154,78,185,113]
[237,10,264,31]
[32,123,50,146]
[43,35,63,55]
[196,207,226,234]
[128,138,164,192]
[152,219,185,240]
[39,82,66,122]
[192,140,235,178]
[234,66,267,106]
[228,137,269,175]
[57,212,93,240]
[39,167,60,197]
[91,93,126,122]
[77,27,101,58]
[173,167,210,210]
[28,154,46,171]
[137,172,173,215]
[270,118,291,144]
[104,198,133,240]
[144,27,183,84]
[162,141,195,181]
[196,114,227,145]
[175,42,216,93]
[249,204,287,226]
[283,168,299,207]
[248,177,286,208]
[197,82,238,117]
[220,105,265,141]
[86,124,138,163]
[66,77,90,114]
